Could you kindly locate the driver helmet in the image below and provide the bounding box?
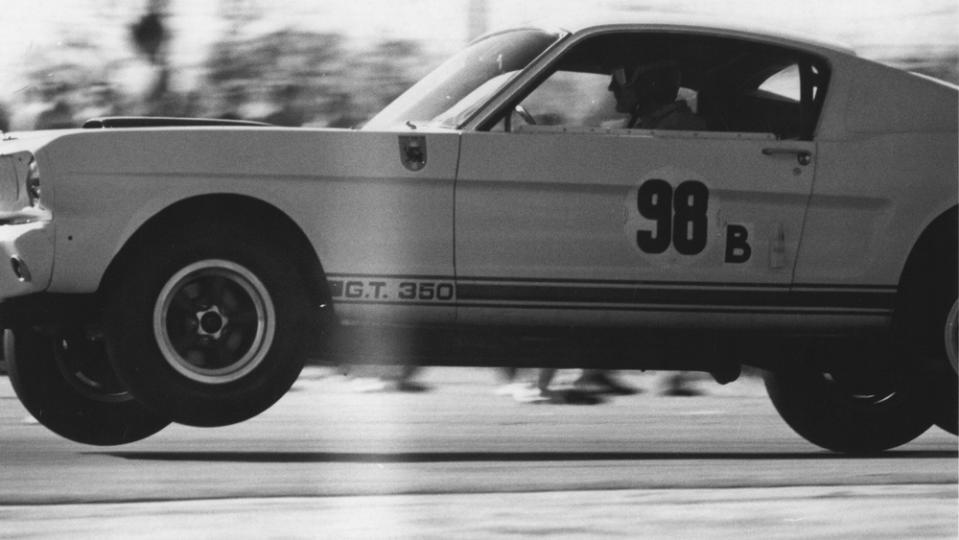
[610,59,682,104]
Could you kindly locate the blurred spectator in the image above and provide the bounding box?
[504,368,605,405]
[506,368,557,403]
[660,371,703,396]
[494,366,523,395]
[574,369,639,395]
[347,363,430,393]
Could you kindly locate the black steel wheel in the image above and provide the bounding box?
[4,326,169,445]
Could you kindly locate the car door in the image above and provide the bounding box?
[454,128,815,328]
[304,130,459,326]
[453,31,833,329]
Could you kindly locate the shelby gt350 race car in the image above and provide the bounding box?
[1,19,955,452]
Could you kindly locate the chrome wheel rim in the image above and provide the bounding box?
[153,260,275,384]
[946,298,958,375]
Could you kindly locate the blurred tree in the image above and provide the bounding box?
[201,25,433,127]
[203,0,437,128]
[35,101,75,130]
[26,62,86,129]
[333,39,433,127]
[362,40,428,105]
[6,20,153,131]
[203,29,346,124]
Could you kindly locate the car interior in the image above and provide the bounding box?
[490,32,830,141]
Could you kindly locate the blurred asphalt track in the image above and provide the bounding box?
[1,365,957,539]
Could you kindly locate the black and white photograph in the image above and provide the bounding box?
[0,0,956,538]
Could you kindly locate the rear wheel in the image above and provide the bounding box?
[103,224,313,427]
[930,297,957,434]
[931,376,957,435]
[5,326,169,445]
[764,364,933,453]
[895,211,957,435]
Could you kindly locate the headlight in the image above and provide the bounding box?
[26,158,40,207]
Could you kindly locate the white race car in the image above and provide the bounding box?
[1,19,955,452]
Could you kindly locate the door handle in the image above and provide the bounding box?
[762,147,813,166]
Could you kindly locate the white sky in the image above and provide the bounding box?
[0,0,955,101]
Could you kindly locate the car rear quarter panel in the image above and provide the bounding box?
[38,128,459,298]
[794,56,958,286]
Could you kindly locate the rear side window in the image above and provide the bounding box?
[759,65,801,100]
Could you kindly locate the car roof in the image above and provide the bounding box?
[527,15,857,58]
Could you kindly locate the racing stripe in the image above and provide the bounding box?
[327,274,896,314]
[456,283,894,310]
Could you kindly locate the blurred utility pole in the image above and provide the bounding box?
[467,0,489,41]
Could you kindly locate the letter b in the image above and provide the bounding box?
[725,225,751,264]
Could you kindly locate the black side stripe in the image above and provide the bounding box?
[325,274,896,313]
[454,302,888,316]
[460,276,897,291]
[456,283,895,311]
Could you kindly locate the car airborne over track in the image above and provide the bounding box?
[1,19,955,452]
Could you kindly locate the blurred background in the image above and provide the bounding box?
[0,0,955,132]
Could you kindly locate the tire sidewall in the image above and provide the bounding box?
[104,229,311,427]
[763,366,933,453]
[894,211,957,433]
[5,327,170,445]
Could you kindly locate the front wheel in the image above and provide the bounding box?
[104,226,313,427]
[764,366,933,453]
[5,327,170,445]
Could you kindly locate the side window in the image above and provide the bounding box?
[759,65,801,100]
[503,69,705,132]
[697,57,828,140]
[724,63,805,139]
[742,61,828,140]
[486,33,829,140]
[511,71,617,128]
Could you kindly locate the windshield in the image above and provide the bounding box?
[363,29,561,130]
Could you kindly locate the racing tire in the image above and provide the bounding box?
[929,297,957,434]
[763,366,933,454]
[895,210,957,436]
[103,224,313,427]
[930,376,957,435]
[4,326,170,445]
